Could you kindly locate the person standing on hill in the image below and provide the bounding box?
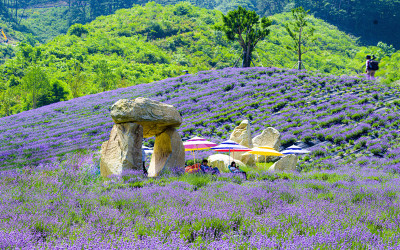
[365,55,378,80]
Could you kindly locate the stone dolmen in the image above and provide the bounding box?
[100,97,185,177]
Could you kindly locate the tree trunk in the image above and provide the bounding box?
[14,0,17,20]
[298,27,302,70]
[242,47,252,68]
[32,92,36,109]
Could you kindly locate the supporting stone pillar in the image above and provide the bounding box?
[148,127,185,177]
[100,123,143,177]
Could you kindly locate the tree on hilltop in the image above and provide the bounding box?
[22,65,50,109]
[67,61,85,98]
[285,7,315,70]
[215,6,272,68]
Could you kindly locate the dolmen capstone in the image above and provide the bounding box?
[100,97,185,177]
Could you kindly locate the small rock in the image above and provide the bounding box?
[269,154,298,172]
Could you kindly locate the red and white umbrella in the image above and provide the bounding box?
[183,137,218,151]
[183,137,218,164]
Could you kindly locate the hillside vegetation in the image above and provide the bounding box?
[10,0,400,48]
[1,67,400,174]
[1,2,395,117]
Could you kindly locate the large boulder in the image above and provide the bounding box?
[229,120,255,166]
[253,127,281,149]
[110,97,182,137]
[252,127,281,162]
[268,154,298,172]
[208,154,245,172]
[147,127,185,177]
[100,123,143,177]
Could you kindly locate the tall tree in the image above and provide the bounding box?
[94,60,115,91]
[67,61,85,98]
[215,6,271,67]
[285,6,315,70]
[22,65,50,109]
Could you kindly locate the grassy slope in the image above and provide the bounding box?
[1,67,400,173]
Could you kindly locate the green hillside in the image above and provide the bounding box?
[0,2,393,117]
[22,6,70,43]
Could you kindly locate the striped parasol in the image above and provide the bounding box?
[281,145,310,155]
[211,140,251,163]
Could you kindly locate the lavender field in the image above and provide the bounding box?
[1,154,400,249]
[1,67,400,172]
[1,67,400,248]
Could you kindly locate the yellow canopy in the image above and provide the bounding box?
[258,146,275,150]
[243,147,284,157]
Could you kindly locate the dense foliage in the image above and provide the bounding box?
[2,0,400,49]
[294,0,400,48]
[22,6,70,43]
[1,2,394,117]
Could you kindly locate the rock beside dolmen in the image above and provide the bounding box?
[252,127,282,162]
[269,154,298,172]
[252,127,281,151]
[229,119,283,164]
[101,97,185,178]
[229,120,255,166]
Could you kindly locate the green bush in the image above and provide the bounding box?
[67,24,89,37]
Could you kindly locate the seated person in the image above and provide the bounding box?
[200,159,220,175]
[229,161,247,180]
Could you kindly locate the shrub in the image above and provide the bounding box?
[334,136,344,144]
[223,83,235,92]
[68,24,89,37]
[316,133,325,141]
[325,135,333,142]
[302,135,313,144]
[312,150,326,157]
[223,124,231,131]
[272,101,287,112]
[351,192,376,204]
[281,137,297,147]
